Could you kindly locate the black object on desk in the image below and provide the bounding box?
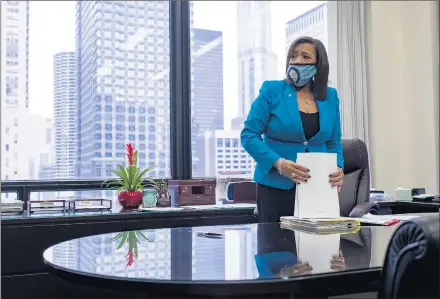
[43,223,396,298]
[376,200,440,215]
[412,194,440,202]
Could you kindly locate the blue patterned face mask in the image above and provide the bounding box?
[287,64,317,87]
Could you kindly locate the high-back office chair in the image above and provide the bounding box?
[251,138,376,219]
[379,214,439,299]
[339,139,376,217]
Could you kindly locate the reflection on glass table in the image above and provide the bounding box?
[44,223,396,282]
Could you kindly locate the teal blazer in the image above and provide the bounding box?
[241,80,344,190]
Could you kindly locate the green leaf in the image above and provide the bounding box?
[117,232,129,249]
[136,231,154,242]
[134,151,138,167]
[133,168,150,185]
[116,164,129,179]
[127,232,134,246]
[127,166,135,190]
[106,232,124,243]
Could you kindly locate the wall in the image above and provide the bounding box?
[365,1,439,194]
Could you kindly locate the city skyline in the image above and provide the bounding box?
[28,1,326,128]
[2,0,328,180]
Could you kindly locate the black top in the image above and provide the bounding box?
[300,111,319,140]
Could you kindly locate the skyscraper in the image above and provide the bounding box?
[285,3,328,51]
[53,52,76,179]
[75,1,170,180]
[191,28,224,177]
[1,0,30,180]
[235,1,277,119]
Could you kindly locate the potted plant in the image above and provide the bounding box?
[106,230,154,267]
[156,179,171,207]
[103,143,157,209]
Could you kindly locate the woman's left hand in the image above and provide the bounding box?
[329,167,344,192]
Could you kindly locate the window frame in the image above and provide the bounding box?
[170,1,192,179]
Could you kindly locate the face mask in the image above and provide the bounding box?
[287,64,317,87]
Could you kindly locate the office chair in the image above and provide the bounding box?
[379,214,439,299]
[338,138,377,217]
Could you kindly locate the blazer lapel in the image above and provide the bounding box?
[282,83,306,141]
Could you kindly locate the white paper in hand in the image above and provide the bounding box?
[294,153,340,218]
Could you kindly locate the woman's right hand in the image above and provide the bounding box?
[276,159,310,184]
[279,261,313,277]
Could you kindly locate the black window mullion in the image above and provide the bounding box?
[169,1,192,180]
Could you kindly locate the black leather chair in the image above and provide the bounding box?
[339,138,376,217]
[379,214,439,299]
[252,138,377,219]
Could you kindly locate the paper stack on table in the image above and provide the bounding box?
[280,216,360,233]
[1,199,23,215]
[348,212,439,226]
[280,153,360,233]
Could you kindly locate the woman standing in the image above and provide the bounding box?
[241,36,344,223]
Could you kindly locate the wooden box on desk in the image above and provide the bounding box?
[168,179,216,207]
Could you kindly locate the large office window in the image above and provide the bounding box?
[0,1,171,182]
[190,1,330,178]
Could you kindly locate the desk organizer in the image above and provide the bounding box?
[28,200,68,213]
[68,199,112,212]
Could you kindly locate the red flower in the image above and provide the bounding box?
[126,143,135,166]
[126,247,135,266]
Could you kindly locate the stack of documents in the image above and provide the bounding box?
[280,216,360,233]
[294,153,340,219]
[1,199,23,215]
[349,212,439,225]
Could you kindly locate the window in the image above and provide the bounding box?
[6,77,18,93]
[190,1,329,177]
[7,8,19,20]
[249,58,255,101]
[1,1,171,181]
[6,33,19,59]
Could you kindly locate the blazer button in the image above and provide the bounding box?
[303,141,308,145]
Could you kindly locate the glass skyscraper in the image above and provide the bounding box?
[75,1,170,179]
[53,52,77,179]
[1,0,30,181]
[191,28,224,177]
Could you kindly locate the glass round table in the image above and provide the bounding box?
[43,223,394,297]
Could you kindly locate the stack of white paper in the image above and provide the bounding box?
[1,199,23,214]
[348,212,439,225]
[280,216,360,233]
[294,153,340,219]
